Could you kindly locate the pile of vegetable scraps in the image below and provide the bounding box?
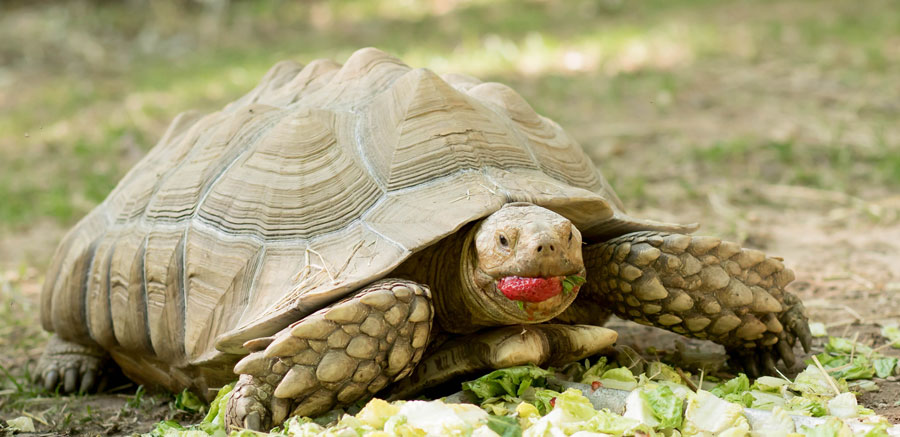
[143,327,900,437]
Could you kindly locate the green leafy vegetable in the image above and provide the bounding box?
[874,357,897,378]
[881,324,900,348]
[792,365,848,396]
[561,275,586,294]
[710,373,752,405]
[681,390,750,437]
[583,410,650,436]
[175,389,206,413]
[462,365,552,401]
[486,415,522,437]
[810,322,828,338]
[825,336,873,356]
[799,416,853,437]
[640,385,683,429]
[784,395,829,417]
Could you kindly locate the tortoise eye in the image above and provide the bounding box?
[568,231,573,242]
[498,234,508,247]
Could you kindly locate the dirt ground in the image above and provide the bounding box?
[1,0,898,435]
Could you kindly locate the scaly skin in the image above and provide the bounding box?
[226,279,434,431]
[578,231,812,374]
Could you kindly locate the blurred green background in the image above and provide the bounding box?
[1,1,899,431]
[2,0,898,270]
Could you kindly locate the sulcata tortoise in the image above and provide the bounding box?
[36,47,811,431]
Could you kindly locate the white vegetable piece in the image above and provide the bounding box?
[827,393,859,419]
[750,406,795,437]
[622,389,660,428]
[682,390,750,437]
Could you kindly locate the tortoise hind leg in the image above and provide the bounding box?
[226,279,433,431]
[34,334,107,393]
[580,231,811,375]
[386,324,617,400]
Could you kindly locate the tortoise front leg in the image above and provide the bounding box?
[579,231,811,375]
[387,324,617,400]
[225,279,433,431]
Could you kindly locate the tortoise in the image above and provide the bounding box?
[36,47,811,431]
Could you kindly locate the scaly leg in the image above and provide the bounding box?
[34,334,107,393]
[580,231,811,375]
[225,279,434,431]
[387,324,617,400]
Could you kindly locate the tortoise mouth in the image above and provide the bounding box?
[490,272,586,321]
[496,275,566,303]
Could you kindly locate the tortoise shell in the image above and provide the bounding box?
[41,48,691,370]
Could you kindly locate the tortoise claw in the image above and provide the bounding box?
[43,370,60,392]
[244,411,261,432]
[776,338,796,367]
[798,324,812,353]
[64,367,78,393]
[80,369,98,393]
[762,353,778,375]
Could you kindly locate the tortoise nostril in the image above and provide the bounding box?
[549,245,555,251]
[536,245,543,253]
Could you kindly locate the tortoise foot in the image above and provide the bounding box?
[583,231,811,374]
[226,374,278,432]
[225,279,434,431]
[34,334,107,394]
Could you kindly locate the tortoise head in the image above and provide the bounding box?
[461,203,586,326]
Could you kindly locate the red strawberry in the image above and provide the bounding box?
[497,276,563,302]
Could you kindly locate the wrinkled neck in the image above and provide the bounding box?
[392,224,504,334]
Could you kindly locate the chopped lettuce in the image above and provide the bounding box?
[799,417,853,437]
[881,324,900,348]
[825,337,873,356]
[486,415,522,437]
[280,417,326,436]
[747,390,786,410]
[463,365,552,401]
[784,395,829,417]
[356,398,400,429]
[810,322,828,338]
[562,275,587,295]
[873,357,897,378]
[681,390,750,437]
[524,389,653,437]
[711,373,752,406]
[623,387,660,428]
[750,406,795,437]
[175,389,206,414]
[596,367,639,391]
[826,393,859,419]
[791,365,848,396]
[752,376,790,393]
[646,361,683,384]
[6,417,36,433]
[640,385,683,429]
[583,410,652,436]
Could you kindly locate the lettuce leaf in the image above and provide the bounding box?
[799,416,853,437]
[881,324,900,349]
[681,390,750,437]
[463,365,552,401]
[825,337,872,356]
[873,357,897,378]
[640,385,683,429]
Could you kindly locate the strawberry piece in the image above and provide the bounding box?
[497,276,563,302]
